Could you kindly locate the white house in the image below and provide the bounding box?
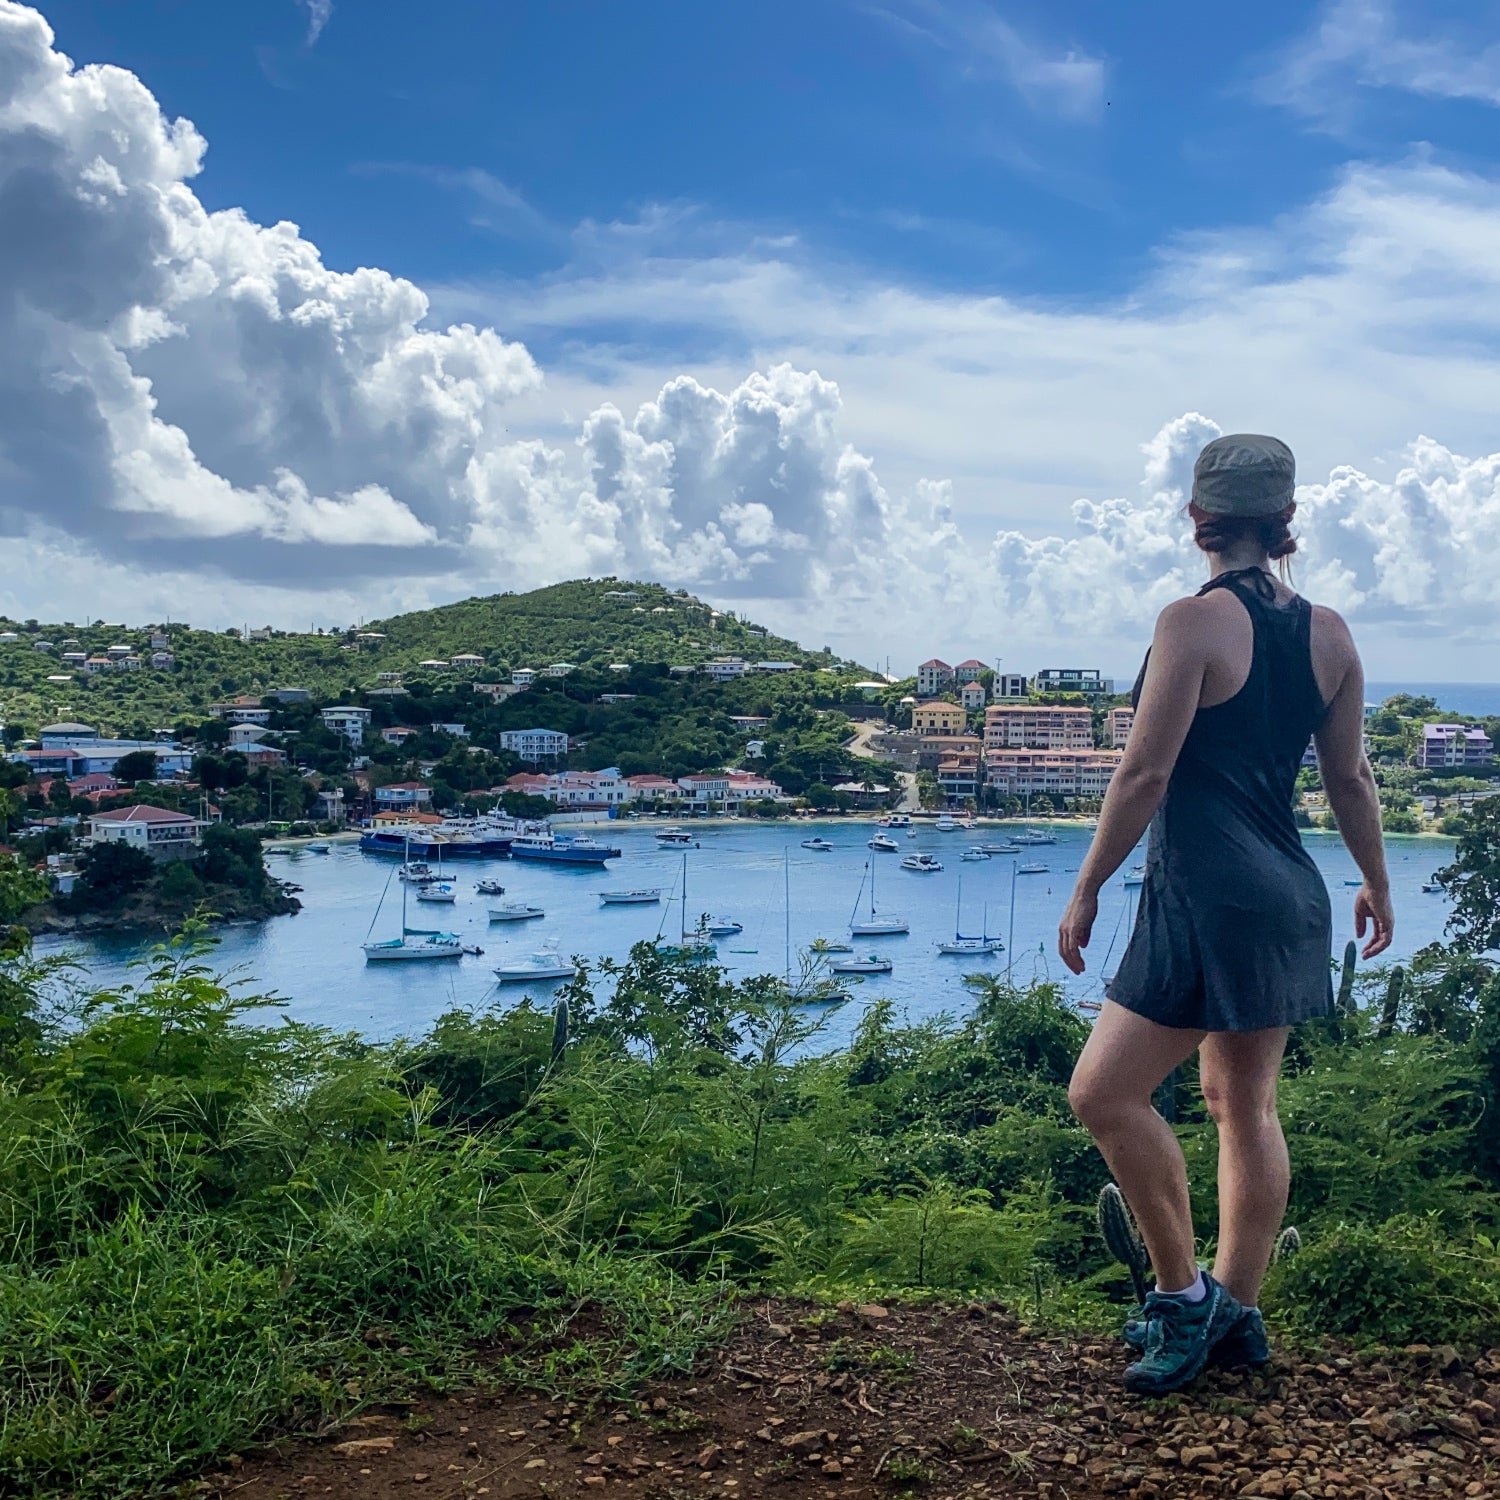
[89,804,204,861]
[430,722,469,738]
[500,727,568,760]
[993,673,1030,700]
[546,662,576,677]
[960,681,987,711]
[374,781,433,809]
[320,706,372,746]
[512,668,536,688]
[916,659,954,696]
[227,723,270,749]
[210,697,272,725]
[705,657,748,680]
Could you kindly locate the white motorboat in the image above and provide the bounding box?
[415,882,456,903]
[266,846,292,856]
[801,837,834,851]
[976,842,1020,854]
[399,861,438,884]
[868,833,900,852]
[362,837,464,961]
[901,853,943,872]
[806,939,854,954]
[654,828,697,845]
[830,953,893,974]
[849,858,909,936]
[474,879,506,896]
[599,888,662,905]
[494,953,577,983]
[1123,865,1145,889]
[488,903,545,922]
[699,917,743,937]
[307,842,330,854]
[880,814,912,828]
[1014,829,1058,845]
[960,847,990,862]
[1422,880,1444,893]
[934,815,959,832]
[1018,861,1049,875]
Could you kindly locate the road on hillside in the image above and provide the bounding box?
[844,720,919,812]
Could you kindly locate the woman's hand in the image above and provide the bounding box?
[1058,886,1099,975]
[1354,882,1394,960]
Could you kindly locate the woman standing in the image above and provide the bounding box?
[1058,434,1393,1394]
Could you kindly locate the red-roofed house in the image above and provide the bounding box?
[916,659,954,695]
[954,659,988,683]
[89,804,204,860]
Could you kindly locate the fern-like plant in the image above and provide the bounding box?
[1096,1182,1149,1304]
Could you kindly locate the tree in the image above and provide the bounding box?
[0,853,47,921]
[72,840,155,907]
[112,749,159,785]
[197,824,268,895]
[1438,795,1500,952]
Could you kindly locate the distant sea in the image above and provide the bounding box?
[1365,683,1500,718]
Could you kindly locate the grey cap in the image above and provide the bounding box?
[1191,434,1295,517]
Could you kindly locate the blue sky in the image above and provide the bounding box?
[9,1,1500,674]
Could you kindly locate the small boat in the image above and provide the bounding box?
[1343,878,1363,887]
[399,862,438,884]
[849,859,909,936]
[700,917,743,937]
[363,837,464,961]
[474,879,506,896]
[488,903,545,922]
[265,845,292,856]
[976,842,1020,854]
[493,953,577,982]
[806,939,854,954]
[1123,865,1145,889]
[901,853,943,872]
[961,847,990,862]
[307,842,330,854]
[868,834,900,852]
[599,888,662,905]
[1014,829,1058,845]
[1422,880,1444,893]
[656,853,717,962]
[1018,862,1049,875]
[936,874,1004,955]
[654,828,697,845]
[415,882,456,903]
[830,953,893,974]
[881,814,912,828]
[934,815,958,832]
[801,837,834,851]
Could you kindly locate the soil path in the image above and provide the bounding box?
[219,1301,1496,1500]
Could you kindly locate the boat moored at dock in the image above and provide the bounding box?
[510,832,621,865]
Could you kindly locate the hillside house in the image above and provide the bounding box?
[89,804,204,862]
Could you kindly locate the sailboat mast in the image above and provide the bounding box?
[954,871,962,941]
[1006,860,1017,977]
[784,847,791,983]
[402,834,409,934]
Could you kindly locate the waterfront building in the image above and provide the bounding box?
[1419,724,1496,769]
[545,770,631,809]
[993,672,1029,700]
[1032,668,1114,697]
[960,681,987,712]
[937,748,983,803]
[984,704,1093,751]
[374,782,433,811]
[916,659,955,695]
[622,774,683,805]
[89,804,204,861]
[500,727,568,760]
[314,787,346,825]
[320,706,372,746]
[911,700,966,736]
[1105,707,1134,749]
[984,749,1123,799]
[916,732,983,772]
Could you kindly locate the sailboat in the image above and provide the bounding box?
[936,873,1004,955]
[362,837,464,961]
[656,853,716,961]
[849,859,909,936]
[781,848,851,1005]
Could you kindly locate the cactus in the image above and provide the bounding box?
[1336,941,1357,1015]
[550,997,569,1064]
[1376,966,1405,1039]
[1097,1182,1150,1305]
[1273,1225,1302,1263]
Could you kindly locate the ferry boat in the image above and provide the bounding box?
[510,832,621,865]
[654,828,697,846]
[1013,829,1058,846]
[488,903,545,922]
[868,833,900,853]
[361,829,512,859]
[801,837,834,851]
[599,888,662,905]
[900,852,943,872]
[1018,861,1049,875]
[849,859,909,937]
[830,953,893,975]
[494,953,577,983]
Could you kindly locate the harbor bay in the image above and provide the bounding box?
[37,819,1458,1046]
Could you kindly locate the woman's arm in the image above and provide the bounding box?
[1058,598,1214,974]
[1312,613,1393,959]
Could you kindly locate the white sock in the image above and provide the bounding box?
[1157,1270,1208,1302]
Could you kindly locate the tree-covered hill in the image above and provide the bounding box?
[0,579,840,738]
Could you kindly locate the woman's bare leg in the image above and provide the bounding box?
[1198,1026,1291,1307]
[1069,1001,1206,1292]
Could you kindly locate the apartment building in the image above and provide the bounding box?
[984,749,1123,799]
[937,746,983,802]
[1419,724,1496,769]
[911,700,967,736]
[1032,668,1114,697]
[984,703,1093,750]
[499,727,568,760]
[320,706,372,746]
[1105,707,1134,749]
[916,658,954,695]
[993,673,1029,700]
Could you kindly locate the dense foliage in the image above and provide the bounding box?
[1,907,1497,1495]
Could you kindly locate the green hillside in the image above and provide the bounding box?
[0,579,836,738]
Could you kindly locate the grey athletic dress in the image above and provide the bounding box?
[1107,568,1334,1032]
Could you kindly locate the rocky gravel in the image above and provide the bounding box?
[221,1300,1498,1500]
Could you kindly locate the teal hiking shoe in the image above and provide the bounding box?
[1125,1304,1271,1368]
[1122,1274,1245,1395]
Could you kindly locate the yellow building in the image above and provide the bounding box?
[912,699,967,736]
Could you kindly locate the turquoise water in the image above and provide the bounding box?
[35,820,1457,1050]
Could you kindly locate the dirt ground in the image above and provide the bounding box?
[219,1301,1498,1500]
